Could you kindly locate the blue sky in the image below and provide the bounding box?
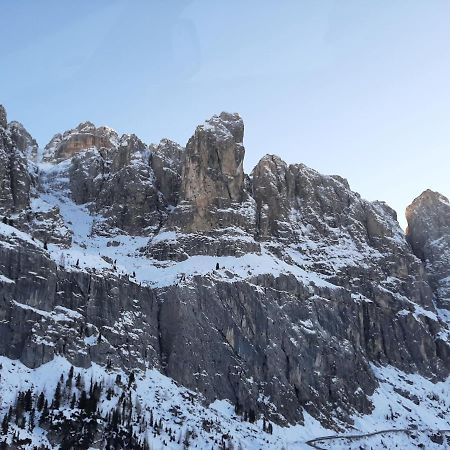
[1,1,449,228]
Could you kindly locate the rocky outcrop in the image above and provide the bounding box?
[0,105,71,246]
[251,154,290,239]
[42,123,184,235]
[150,139,184,206]
[0,105,35,216]
[68,133,163,235]
[0,228,160,371]
[406,190,450,306]
[252,154,386,243]
[146,113,257,259]
[8,120,38,161]
[29,203,72,247]
[175,112,247,230]
[43,121,118,163]
[251,155,435,312]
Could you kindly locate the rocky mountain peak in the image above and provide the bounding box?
[118,132,146,151]
[406,189,449,218]
[251,154,289,238]
[109,133,148,173]
[8,120,39,161]
[75,120,95,131]
[0,106,38,160]
[43,121,119,162]
[406,189,450,255]
[152,138,184,159]
[177,112,246,230]
[199,111,244,143]
[252,154,288,179]
[251,154,289,189]
[406,189,450,305]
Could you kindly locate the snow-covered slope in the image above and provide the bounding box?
[1,357,450,449]
[2,356,450,450]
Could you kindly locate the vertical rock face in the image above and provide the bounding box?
[251,154,290,238]
[150,138,184,205]
[0,234,161,371]
[110,133,146,173]
[0,105,35,216]
[96,134,161,234]
[146,112,258,260]
[178,112,246,230]
[406,190,450,305]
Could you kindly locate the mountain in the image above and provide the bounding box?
[0,103,449,449]
[406,189,450,308]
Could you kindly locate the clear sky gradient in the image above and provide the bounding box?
[1,1,449,228]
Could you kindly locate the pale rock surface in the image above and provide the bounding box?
[177,112,247,230]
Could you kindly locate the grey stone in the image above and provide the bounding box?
[406,190,450,306]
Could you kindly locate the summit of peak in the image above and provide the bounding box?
[405,189,450,291]
[409,189,449,208]
[199,111,244,143]
[406,190,449,226]
[254,154,287,169]
[43,121,119,162]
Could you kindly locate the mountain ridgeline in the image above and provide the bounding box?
[0,103,449,449]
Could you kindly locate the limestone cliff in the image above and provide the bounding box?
[0,104,450,449]
[406,190,450,307]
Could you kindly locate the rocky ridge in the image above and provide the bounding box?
[0,104,449,449]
